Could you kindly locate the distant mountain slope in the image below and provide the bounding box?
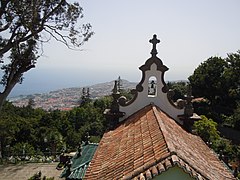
[9,80,137,110]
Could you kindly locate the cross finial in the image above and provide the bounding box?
[149,34,160,57]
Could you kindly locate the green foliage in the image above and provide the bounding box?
[225,102,240,130]
[167,81,188,101]
[189,56,227,106]
[80,88,91,106]
[89,136,101,143]
[116,76,134,101]
[0,96,109,159]
[212,138,233,156]
[193,115,240,165]
[40,128,64,155]
[189,51,240,125]
[0,0,94,111]
[11,142,35,157]
[94,96,112,111]
[120,89,134,101]
[193,115,220,143]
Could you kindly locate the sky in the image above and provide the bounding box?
[4,0,240,96]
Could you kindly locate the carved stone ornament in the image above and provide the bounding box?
[119,35,184,123]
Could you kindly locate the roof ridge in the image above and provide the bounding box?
[71,160,90,171]
[152,105,176,153]
[87,143,99,146]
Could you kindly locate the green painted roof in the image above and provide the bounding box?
[60,143,98,179]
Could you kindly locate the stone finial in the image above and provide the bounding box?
[103,80,125,128]
[76,143,82,157]
[84,132,90,145]
[112,80,119,95]
[111,80,121,113]
[178,84,201,132]
[149,34,160,57]
[184,84,194,117]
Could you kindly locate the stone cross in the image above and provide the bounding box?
[149,34,160,57]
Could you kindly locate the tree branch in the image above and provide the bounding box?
[0,0,11,18]
[0,0,65,57]
[44,25,74,49]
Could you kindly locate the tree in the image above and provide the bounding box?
[167,81,187,101]
[80,87,91,106]
[224,51,240,107]
[94,96,112,111]
[27,98,36,109]
[189,53,240,116]
[11,142,35,158]
[0,0,94,111]
[189,56,227,105]
[0,112,20,158]
[0,98,109,158]
[229,102,240,130]
[44,128,63,156]
[193,115,220,143]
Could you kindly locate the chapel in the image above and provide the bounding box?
[62,35,235,179]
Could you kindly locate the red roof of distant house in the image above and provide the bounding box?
[85,104,235,180]
[59,107,73,111]
[192,97,207,103]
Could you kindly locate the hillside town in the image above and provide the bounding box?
[9,80,136,110]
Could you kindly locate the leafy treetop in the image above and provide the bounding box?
[0,0,94,111]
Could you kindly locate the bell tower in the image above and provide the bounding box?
[118,34,185,123]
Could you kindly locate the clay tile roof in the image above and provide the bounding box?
[84,104,235,180]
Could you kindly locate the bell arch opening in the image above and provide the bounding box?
[148,76,157,97]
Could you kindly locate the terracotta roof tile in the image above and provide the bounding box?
[150,166,158,177]
[85,104,235,180]
[153,105,235,179]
